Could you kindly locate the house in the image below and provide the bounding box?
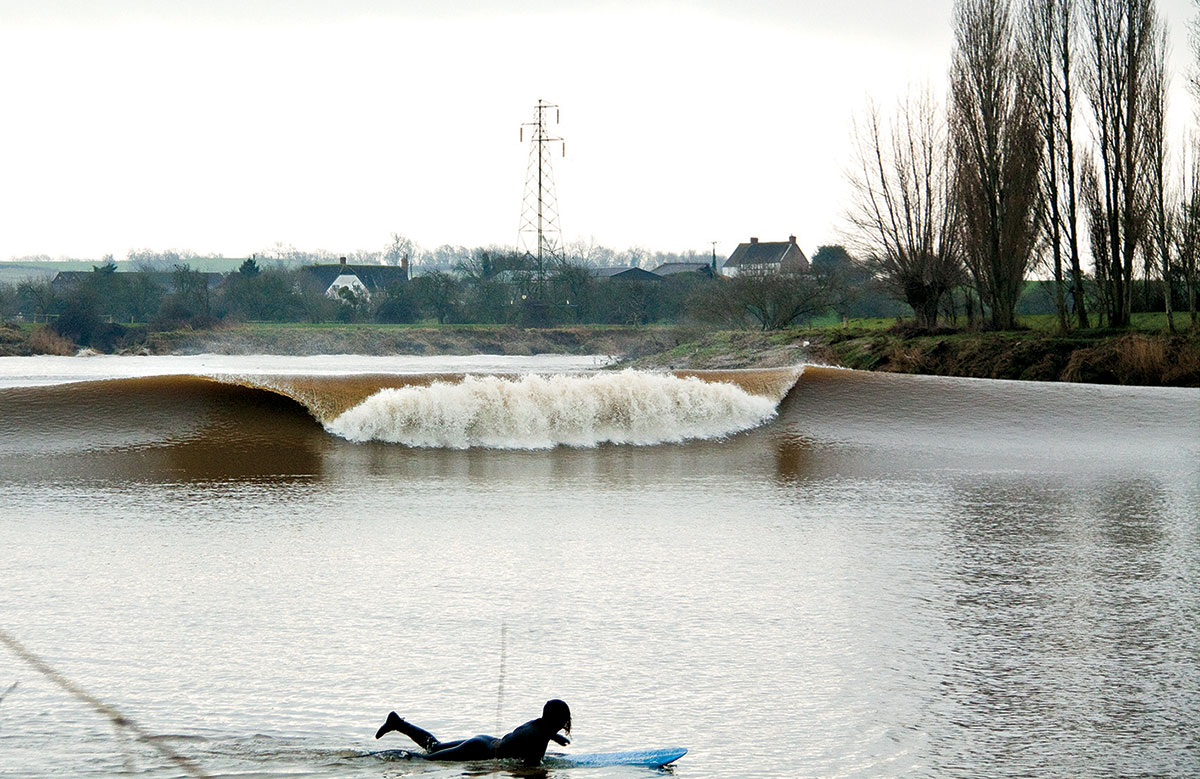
[721,236,809,277]
[300,256,410,299]
[651,262,714,279]
[589,266,663,282]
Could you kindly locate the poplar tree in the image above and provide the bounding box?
[951,0,1043,330]
[1023,0,1091,328]
[1144,23,1175,332]
[1080,0,1164,327]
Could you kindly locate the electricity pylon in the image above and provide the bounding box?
[518,100,564,290]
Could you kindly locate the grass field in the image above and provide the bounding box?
[0,257,253,277]
[0,265,60,285]
[815,311,1191,334]
[1017,311,1193,332]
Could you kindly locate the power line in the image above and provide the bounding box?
[518,99,565,292]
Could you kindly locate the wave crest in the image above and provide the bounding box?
[324,370,783,449]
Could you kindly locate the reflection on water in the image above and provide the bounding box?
[1094,478,1170,552]
[935,475,1199,777]
[0,380,328,483]
[0,360,1197,778]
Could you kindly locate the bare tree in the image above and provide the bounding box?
[347,248,383,265]
[1179,0,1200,328]
[1080,0,1163,327]
[1144,23,1176,332]
[384,233,418,267]
[617,246,649,269]
[1024,0,1092,328]
[260,242,322,266]
[952,0,1043,330]
[697,269,835,331]
[410,271,462,324]
[16,279,57,322]
[1027,0,1069,329]
[1080,153,1115,316]
[1176,137,1200,326]
[564,236,615,268]
[846,92,964,329]
[548,262,597,322]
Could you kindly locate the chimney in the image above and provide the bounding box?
[750,237,759,244]
[789,235,797,245]
[401,253,409,280]
[339,256,347,266]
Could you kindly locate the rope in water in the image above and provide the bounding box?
[495,621,508,735]
[0,628,210,779]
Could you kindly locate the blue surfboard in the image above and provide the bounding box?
[545,747,688,768]
[365,746,687,768]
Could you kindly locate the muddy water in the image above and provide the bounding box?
[0,357,1196,778]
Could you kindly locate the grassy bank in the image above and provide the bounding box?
[146,323,695,359]
[3,319,1197,387]
[0,321,693,361]
[817,328,1199,385]
[623,325,1200,387]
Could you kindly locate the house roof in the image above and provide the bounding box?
[724,237,809,270]
[589,266,663,281]
[652,262,714,277]
[300,263,409,290]
[50,271,98,289]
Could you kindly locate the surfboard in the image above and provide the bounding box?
[544,747,688,768]
[364,746,687,768]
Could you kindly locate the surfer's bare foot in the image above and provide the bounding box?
[375,711,404,740]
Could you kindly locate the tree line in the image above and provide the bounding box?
[248,234,720,275]
[0,247,908,349]
[846,0,1200,332]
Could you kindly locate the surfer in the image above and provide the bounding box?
[374,699,571,765]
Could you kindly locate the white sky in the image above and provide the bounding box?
[0,0,1195,261]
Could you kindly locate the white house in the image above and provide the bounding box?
[300,257,410,300]
[721,236,810,277]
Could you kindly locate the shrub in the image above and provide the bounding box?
[30,326,74,355]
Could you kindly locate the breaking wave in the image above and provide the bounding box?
[323,370,790,449]
[0,364,803,464]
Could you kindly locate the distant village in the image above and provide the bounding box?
[1,235,924,350]
[45,235,811,299]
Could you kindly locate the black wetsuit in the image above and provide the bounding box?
[394,715,569,765]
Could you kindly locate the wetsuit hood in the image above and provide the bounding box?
[542,699,571,734]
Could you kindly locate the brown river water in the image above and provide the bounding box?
[0,355,1196,778]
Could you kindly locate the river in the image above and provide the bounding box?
[0,355,1196,778]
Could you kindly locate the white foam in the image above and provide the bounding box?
[325,370,780,449]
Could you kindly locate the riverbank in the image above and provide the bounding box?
[0,322,688,361]
[3,320,1197,386]
[622,326,1200,387]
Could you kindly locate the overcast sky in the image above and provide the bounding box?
[0,0,1195,261]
